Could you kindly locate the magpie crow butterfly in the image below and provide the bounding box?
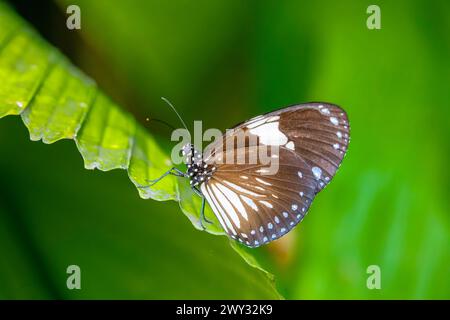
[150,102,350,248]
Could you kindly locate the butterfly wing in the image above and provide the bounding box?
[200,103,350,247]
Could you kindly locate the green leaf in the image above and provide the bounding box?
[0,2,279,298]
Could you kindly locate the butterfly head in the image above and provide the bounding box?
[181,143,216,187]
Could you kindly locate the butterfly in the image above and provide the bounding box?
[145,102,350,248]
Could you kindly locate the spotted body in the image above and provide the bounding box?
[182,144,216,187]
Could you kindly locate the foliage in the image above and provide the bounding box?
[0,0,449,299]
[0,1,279,299]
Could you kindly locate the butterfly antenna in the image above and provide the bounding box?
[145,117,176,131]
[161,97,189,131]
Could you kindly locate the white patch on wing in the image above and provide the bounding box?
[259,200,273,208]
[216,183,248,221]
[255,177,272,186]
[248,115,264,122]
[241,195,258,212]
[246,118,266,129]
[265,116,280,122]
[245,114,280,130]
[202,184,236,235]
[223,180,264,197]
[210,184,241,228]
[249,121,288,146]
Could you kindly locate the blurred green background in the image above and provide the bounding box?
[0,0,449,299]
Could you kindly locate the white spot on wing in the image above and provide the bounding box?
[330,117,339,125]
[320,108,330,115]
[285,141,295,150]
[312,166,322,179]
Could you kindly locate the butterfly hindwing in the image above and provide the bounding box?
[201,147,318,247]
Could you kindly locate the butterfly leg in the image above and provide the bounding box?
[200,197,213,224]
[193,187,213,229]
[137,167,186,188]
